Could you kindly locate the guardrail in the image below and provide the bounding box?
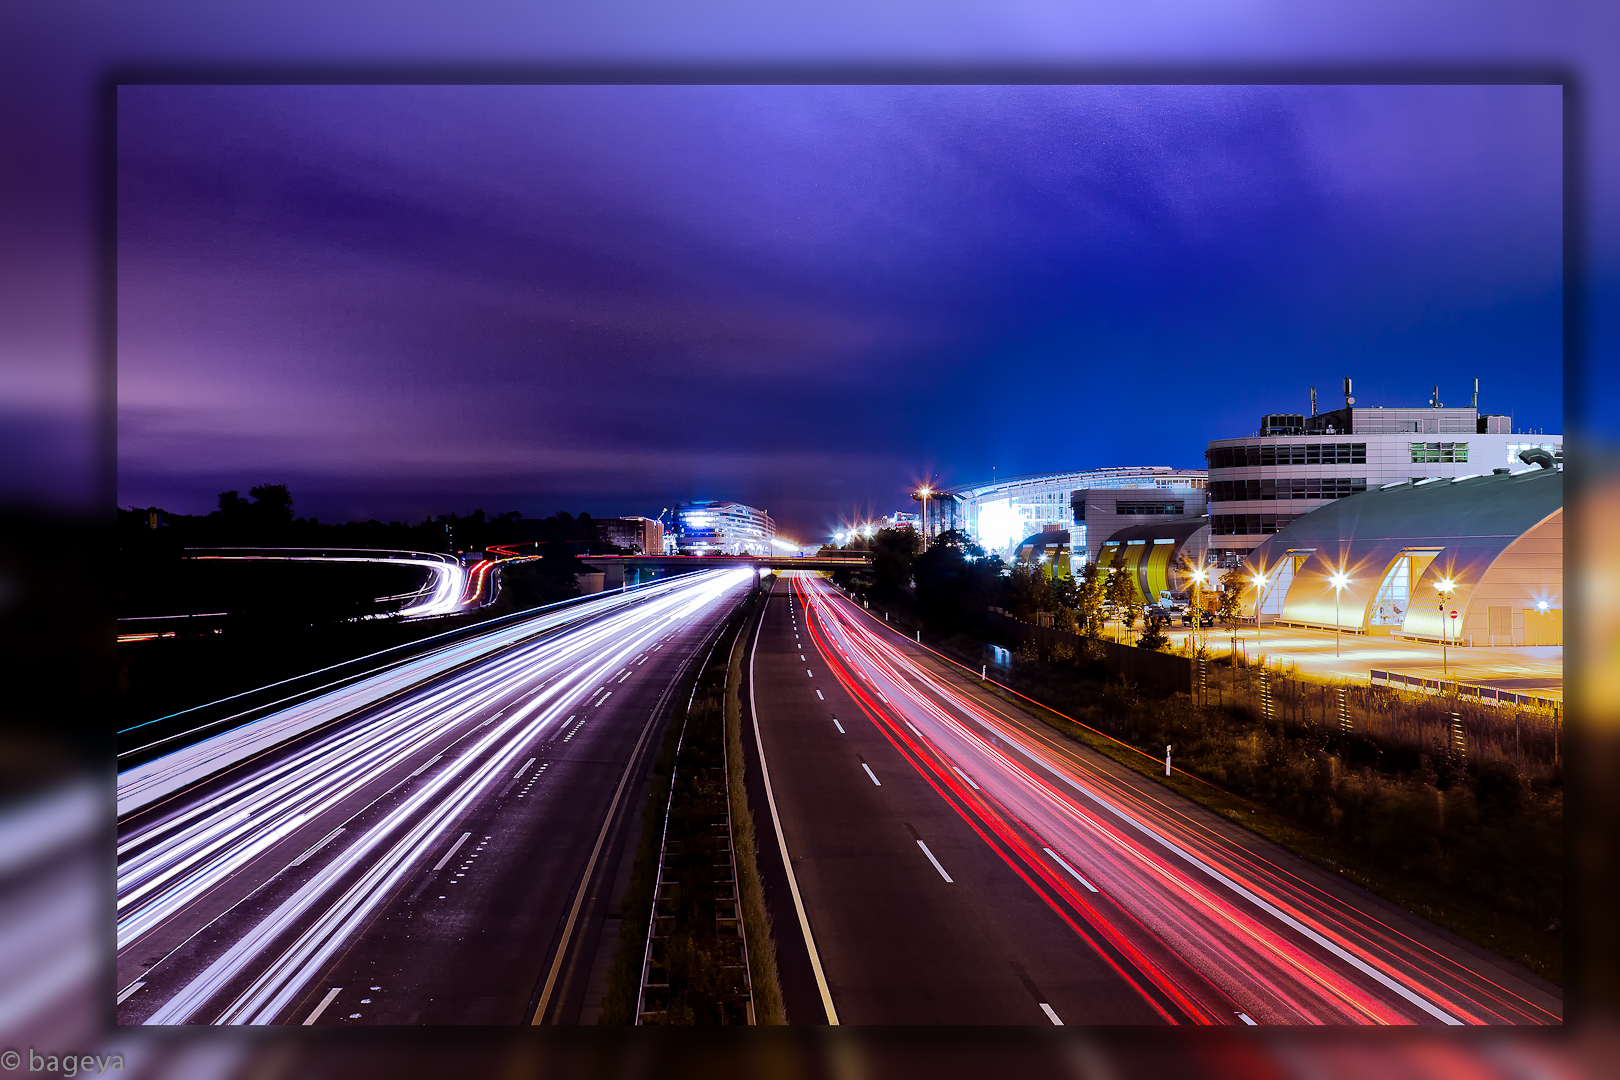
[1370,669,1560,715]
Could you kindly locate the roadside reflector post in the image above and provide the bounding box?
[981,665,987,680]
[1165,744,1172,777]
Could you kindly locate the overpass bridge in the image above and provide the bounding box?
[576,553,871,588]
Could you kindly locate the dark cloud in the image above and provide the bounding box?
[117,84,1562,540]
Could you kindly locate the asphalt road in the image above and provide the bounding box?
[116,568,755,1026]
[748,572,1562,1026]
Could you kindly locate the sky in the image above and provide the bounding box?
[116,83,1563,543]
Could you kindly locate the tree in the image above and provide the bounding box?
[914,529,1002,634]
[869,526,921,597]
[247,484,293,523]
[1104,558,1140,641]
[1217,570,1245,659]
[1138,610,1171,651]
[1074,562,1107,639]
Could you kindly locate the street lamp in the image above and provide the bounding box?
[1188,565,1209,656]
[1435,577,1458,674]
[1328,570,1351,657]
[916,486,932,549]
[1250,570,1269,660]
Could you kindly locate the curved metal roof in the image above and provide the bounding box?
[1240,468,1562,636]
[1100,515,1210,547]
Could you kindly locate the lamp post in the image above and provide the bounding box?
[1435,577,1457,674]
[1328,570,1351,658]
[1250,570,1269,661]
[916,486,932,550]
[1188,565,1208,656]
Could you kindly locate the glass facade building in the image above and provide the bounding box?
[673,501,776,556]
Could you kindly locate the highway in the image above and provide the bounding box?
[749,572,1562,1025]
[116,567,756,1026]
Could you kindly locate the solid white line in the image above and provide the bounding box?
[117,981,146,1005]
[861,764,881,786]
[951,766,981,791]
[302,987,341,1026]
[750,600,839,1025]
[514,757,536,780]
[832,719,845,733]
[1040,1002,1063,1026]
[1024,754,1461,1023]
[432,832,471,872]
[1237,1012,1258,1025]
[290,827,346,868]
[916,840,952,882]
[815,689,824,700]
[1042,847,1098,893]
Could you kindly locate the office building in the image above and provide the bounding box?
[944,466,1208,569]
[595,516,665,555]
[1206,380,1561,565]
[673,501,776,556]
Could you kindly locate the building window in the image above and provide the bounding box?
[1410,442,1468,463]
[1211,513,1301,536]
[1208,478,1367,502]
[1206,443,1366,469]
[1114,500,1185,515]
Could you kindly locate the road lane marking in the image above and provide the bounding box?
[749,610,839,1025]
[1040,1003,1063,1025]
[904,719,923,738]
[618,671,631,682]
[432,832,472,872]
[637,655,647,664]
[596,690,613,704]
[917,841,952,882]
[1042,847,1098,893]
[1024,753,1461,1023]
[514,758,535,780]
[117,981,146,1005]
[408,754,441,778]
[951,766,981,791]
[1237,1012,1258,1025]
[815,689,824,700]
[806,670,813,677]
[800,655,805,661]
[289,827,346,868]
[861,764,881,786]
[302,987,341,1025]
[832,719,845,733]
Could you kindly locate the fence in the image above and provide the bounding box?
[1370,669,1561,718]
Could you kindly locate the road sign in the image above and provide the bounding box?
[1450,610,1458,619]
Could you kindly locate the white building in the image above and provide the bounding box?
[943,466,1208,568]
[1206,387,1561,565]
[673,500,776,556]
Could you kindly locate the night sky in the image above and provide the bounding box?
[116,83,1562,543]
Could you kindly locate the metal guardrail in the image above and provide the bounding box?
[1369,669,1561,714]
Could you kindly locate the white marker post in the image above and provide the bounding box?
[981,665,986,680]
[1165,744,1172,777]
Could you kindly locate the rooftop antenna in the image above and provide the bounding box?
[1471,377,1479,411]
[1342,376,1354,407]
[1431,385,1442,409]
[1310,386,1317,416]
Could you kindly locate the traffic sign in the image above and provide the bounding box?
[1449,610,1458,619]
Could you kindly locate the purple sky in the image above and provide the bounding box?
[116,83,1561,542]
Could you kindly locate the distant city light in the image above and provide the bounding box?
[977,499,1021,550]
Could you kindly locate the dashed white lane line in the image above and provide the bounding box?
[117,981,146,1005]
[861,763,881,786]
[514,757,536,780]
[637,655,648,664]
[433,832,473,872]
[1042,846,1098,893]
[596,690,613,704]
[917,841,953,883]
[832,718,845,733]
[800,655,806,661]
[815,689,824,700]
[951,766,981,791]
[1040,1003,1063,1026]
[1237,1012,1258,1025]
[408,754,442,778]
[617,671,631,682]
[303,987,342,1026]
[904,719,923,738]
[806,670,814,677]
[289,827,346,868]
